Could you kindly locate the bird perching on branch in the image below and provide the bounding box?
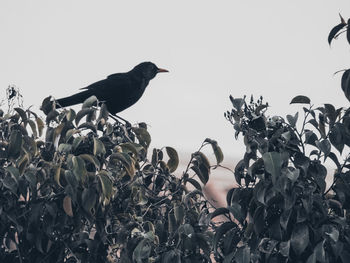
[55,62,169,115]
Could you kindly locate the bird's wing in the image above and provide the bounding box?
[78,74,133,101]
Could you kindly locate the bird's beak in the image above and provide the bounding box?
[157,68,169,73]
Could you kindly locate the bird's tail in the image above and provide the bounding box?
[56,90,92,108]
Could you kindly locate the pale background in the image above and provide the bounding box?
[1,1,350,166]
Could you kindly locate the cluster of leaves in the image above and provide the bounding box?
[0,92,224,263]
[210,15,350,263]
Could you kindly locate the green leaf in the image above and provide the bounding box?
[132,239,152,263]
[205,138,224,164]
[185,178,202,191]
[165,146,179,173]
[174,204,185,224]
[290,95,310,104]
[58,143,72,153]
[72,136,83,151]
[258,238,278,254]
[98,172,113,200]
[229,96,244,110]
[328,20,346,46]
[211,207,229,220]
[110,152,135,178]
[14,107,27,123]
[191,164,208,185]
[63,195,73,217]
[66,109,76,122]
[228,202,244,225]
[28,119,38,137]
[315,139,331,158]
[79,154,100,169]
[82,95,98,109]
[93,137,106,156]
[72,156,87,182]
[291,223,309,255]
[262,152,282,184]
[341,69,350,102]
[8,130,22,159]
[213,222,237,255]
[132,127,151,149]
[82,187,96,214]
[35,117,45,137]
[286,112,298,128]
[75,108,95,126]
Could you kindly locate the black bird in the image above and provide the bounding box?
[56,62,168,114]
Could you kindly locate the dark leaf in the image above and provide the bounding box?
[328,152,341,170]
[211,207,229,220]
[133,127,151,149]
[341,69,350,102]
[328,22,346,46]
[165,146,179,173]
[347,19,350,45]
[291,223,309,255]
[185,178,202,191]
[213,222,237,255]
[290,95,310,104]
[227,203,244,225]
[315,139,331,158]
[75,108,95,126]
[230,96,244,110]
[262,152,282,184]
[63,196,73,217]
[82,95,98,109]
[8,129,22,159]
[258,238,278,254]
[287,112,299,128]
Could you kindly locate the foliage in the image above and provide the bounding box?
[0,92,224,263]
[211,15,350,263]
[1,13,350,263]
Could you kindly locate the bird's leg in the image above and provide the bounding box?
[108,113,132,128]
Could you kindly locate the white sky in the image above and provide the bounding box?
[1,1,350,161]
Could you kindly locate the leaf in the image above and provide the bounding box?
[75,108,95,126]
[14,107,27,123]
[341,69,350,102]
[63,196,73,217]
[174,204,185,224]
[36,117,45,137]
[72,156,87,182]
[93,137,106,156]
[8,129,22,159]
[98,172,113,200]
[54,163,62,187]
[191,164,208,185]
[81,188,96,214]
[229,96,244,110]
[110,152,135,178]
[78,122,97,134]
[28,119,38,138]
[328,22,346,46]
[185,178,202,191]
[79,154,100,169]
[347,18,350,45]
[258,238,278,254]
[66,109,76,122]
[165,146,179,173]
[290,95,310,104]
[82,95,98,109]
[235,246,250,263]
[315,139,331,158]
[291,223,309,255]
[328,152,341,170]
[262,152,282,184]
[132,127,151,149]
[58,143,72,153]
[213,222,237,255]
[329,123,344,154]
[205,138,224,164]
[132,239,152,263]
[286,112,299,128]
[228,202,244,225]
[211,207,229,220]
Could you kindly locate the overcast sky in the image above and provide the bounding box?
[1,1,350,161]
